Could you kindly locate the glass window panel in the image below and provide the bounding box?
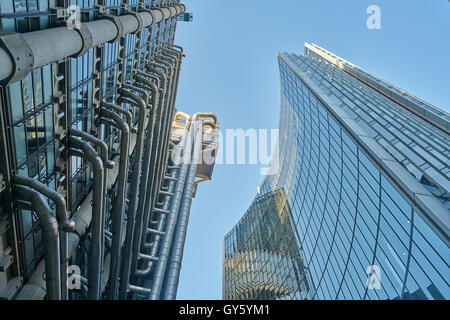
[42,64,52,103]
[14,124,27,164]
[45,107,53,143]
[9,81,24,122]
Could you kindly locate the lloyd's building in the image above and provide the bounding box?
[0,1,219,300]
[223,43,449,300]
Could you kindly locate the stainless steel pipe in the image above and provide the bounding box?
[15,185,61,300]
[118,87,149,300]
[68,137,104,300]
[13,175,73,300]
[99,107,131,300]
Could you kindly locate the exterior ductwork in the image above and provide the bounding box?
[69,129,113,278]
[0,0,202,301]
[147,58,177,204]
[137,65,169,245]
[135,113,191,278]
[13,175,74,300]
[99,107,131,300]
[15,186,61,300]
[161,7,171,20]
[0,3,186,85]
[129,79,160,287]
[162,115,218,300]
[118,87,149,300]
[148,120,202,300]
[169,7,177,17]
[129,74,170,286]
[133,168,177,279]
[68,137,105,300]
[101,101,137,134]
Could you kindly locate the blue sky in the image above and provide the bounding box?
[172,0,450,300]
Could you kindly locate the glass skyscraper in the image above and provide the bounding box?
[223,43,449,300]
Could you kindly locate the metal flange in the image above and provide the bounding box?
[0,31,34,86]
[71,24,94,58]
[168,6,177,17]
[140,9,156,27]
[160,7,171,20]
[126,11,144,33]
[101,15,125,43]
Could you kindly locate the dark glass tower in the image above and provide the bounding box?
[223,43,449,300]
[0,0,216,301]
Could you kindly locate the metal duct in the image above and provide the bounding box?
[68,137,104,300]
[129,78,160,286]
[69,129,113,279]
[135,112,191,277]
[0,3,186,84]
[161,7,171,20]
[137,64,170,253]
[99,107,131,300]
[161,118,215,299]
[101,101,137,134]
[135,113,192,279]
[148,120,201,300]
[133,168,177,277]
[15,185,61,300]
[145,59,176,206]
[13,175,74,300]
[118,87,149,300]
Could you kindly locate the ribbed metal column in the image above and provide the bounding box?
[149,120,202,300]
[161,120,205,300]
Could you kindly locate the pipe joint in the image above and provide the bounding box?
[69,129,115,169]
[101,15,125,43]
[121,85,149,109]
[160,7,171,20]
[126,11,144,34]
[0,31,34,86]
[71,24,94,58]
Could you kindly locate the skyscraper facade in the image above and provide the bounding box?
[0,0,218,301]
[224,43,449,300]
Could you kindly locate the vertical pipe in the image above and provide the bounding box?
[129,80,158,286]
[148,120,201,300]
[13,175,73,300]
[15,186,61,300]
[134,114,191,277]
[142,61,174,240]
[99,108,131,300]
[69,129,113,285]
[136,64,168,260]
[162,121,204,300]
[101,102,137,134]
[68,137,104,300]
[138,81,167,232]
[118,88,148,300]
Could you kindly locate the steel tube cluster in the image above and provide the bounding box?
[99,106,131,300]
[10,42,187,300]
[114,48,182,298]
[149,120,203,300]
[13,175,74,300]
[68,136,105,300]
[0,4,186,84]
[135,113,192,280]
[118,87,149,299]
[15,186,61,300]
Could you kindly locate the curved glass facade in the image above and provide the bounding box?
[224,44,450,300]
